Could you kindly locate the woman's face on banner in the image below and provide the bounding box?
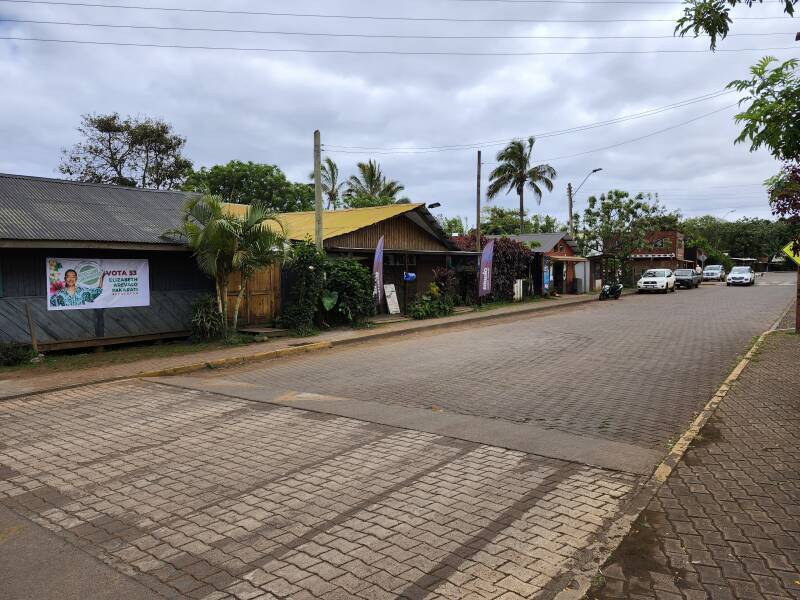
[65,271,77,288]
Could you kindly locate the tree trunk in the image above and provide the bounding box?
[519,187,525,235]
[232,277,248,333]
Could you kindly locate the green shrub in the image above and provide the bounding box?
[432,267,458,303]
[280,239,326,334]
[407,283,454,320]
[190,294,225,341]
[323,259,375,325]
[0,342,35,367]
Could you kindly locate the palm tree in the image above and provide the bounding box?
[167,194,285,336]
[487,137,557,235]
[310,157,346,209]
[344,159,404,205]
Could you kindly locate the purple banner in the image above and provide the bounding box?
[373,236,385,305]
[478,240,495,297]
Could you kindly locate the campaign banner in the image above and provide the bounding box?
[47,258,150,311]
[478,240,495,297]
[373,236,385,305]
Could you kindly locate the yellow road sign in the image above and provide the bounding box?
[782,241,800,266]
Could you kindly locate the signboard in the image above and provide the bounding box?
[47,258,150,311]
[373,236,385,305]
[478,239,495,297]
[384,284,401,315]
[782,241,800,266]
[697,251,707,266]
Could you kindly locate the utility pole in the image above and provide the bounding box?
[476,150,481,252]
[313,130,323,251]
[567,182,574,236]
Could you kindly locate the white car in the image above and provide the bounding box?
[727,266,755,286]
[637,269,676,293]
[703,265,726,281]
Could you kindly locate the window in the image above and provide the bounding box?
[652,236,673,249]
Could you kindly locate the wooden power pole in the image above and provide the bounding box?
[313,130,323,251]
[567,182,574,236]
[476,150,481,252]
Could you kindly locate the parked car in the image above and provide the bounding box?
[674,268,702,289]
[636,269,676,293]
[702,265,726,281]
[727,266,755,286]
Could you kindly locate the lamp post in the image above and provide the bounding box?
[568,168,602,236]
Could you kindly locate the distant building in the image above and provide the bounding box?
[628,230,694,280]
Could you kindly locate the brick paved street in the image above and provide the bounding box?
[592,328,800,600]
[0,380,637,599]
[0,274,794,599]
[189,275,795,450]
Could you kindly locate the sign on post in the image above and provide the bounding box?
[47,258,150,311]
[782,241,800,266]
[697,251,707,266]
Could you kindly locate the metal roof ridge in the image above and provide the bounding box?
[0,172,191,194]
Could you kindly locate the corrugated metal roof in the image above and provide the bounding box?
[0,173,192,245]
[224,203,422,242]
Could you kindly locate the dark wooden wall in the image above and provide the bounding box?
[0,248,212,347]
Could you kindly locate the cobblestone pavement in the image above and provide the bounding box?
[0,380,638,600]
[190,275,795,449]
[592,330,800,600]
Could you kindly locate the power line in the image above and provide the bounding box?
[325,90,734,153]
[0,0,793,23]
[3,36,795,56]
[3,18,795,40]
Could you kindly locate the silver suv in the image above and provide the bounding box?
[702,265,726,281]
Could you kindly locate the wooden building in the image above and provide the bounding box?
[226,203,477,316]
[0,174,210,350]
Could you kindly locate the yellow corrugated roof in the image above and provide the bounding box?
[224,203,423,241]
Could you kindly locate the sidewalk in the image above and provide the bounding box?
[0,293,601,400]
[590,324,800,600]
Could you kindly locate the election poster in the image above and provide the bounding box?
[46,258,150,311]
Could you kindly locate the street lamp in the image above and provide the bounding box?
[568,168,602,235]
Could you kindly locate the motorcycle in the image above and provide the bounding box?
[599,282,623,301]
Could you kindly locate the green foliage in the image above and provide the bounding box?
[676,0,796,50]
[0,342,35,367]
[767,162,800,253]
[59,113,192,189]
[166,194,286,336]
[438,215,467,236]
[408,283,454,320]
[480,206,563,235]
[279,240,326,334]
[576,190,670,283]
[487,137,557,233]
[322,259,375,325]
[310,157,346,209]
[190,294,225,341]
[344,159,405,206]
[432,267,458,303]
[184,160,314,212]
[727,57,800,163]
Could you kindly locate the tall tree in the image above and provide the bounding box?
[344,159,405,207]
[577,190,668,283]
[676,0,796,49]
[166,194,285,336]
[487,137,557,236]
[310,158,346,209]
[438,215,467,236]
[184,160,313,212]
[59,113,192,189]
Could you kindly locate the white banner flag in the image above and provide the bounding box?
[46,258,150,311]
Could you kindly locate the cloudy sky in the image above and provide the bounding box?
[1,0,797,225]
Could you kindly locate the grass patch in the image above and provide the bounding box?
[0,338,249,380]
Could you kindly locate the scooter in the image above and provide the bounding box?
[599,282,623,301]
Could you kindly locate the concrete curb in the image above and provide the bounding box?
[555,298,797,600]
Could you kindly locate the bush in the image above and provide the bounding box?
[190,294,225,341]
[280,239,326,334]
[432,267,458,303]
[322,259,375,325]
[407,283,454,320]
[492,237,533,301]
[0,342,35,367]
